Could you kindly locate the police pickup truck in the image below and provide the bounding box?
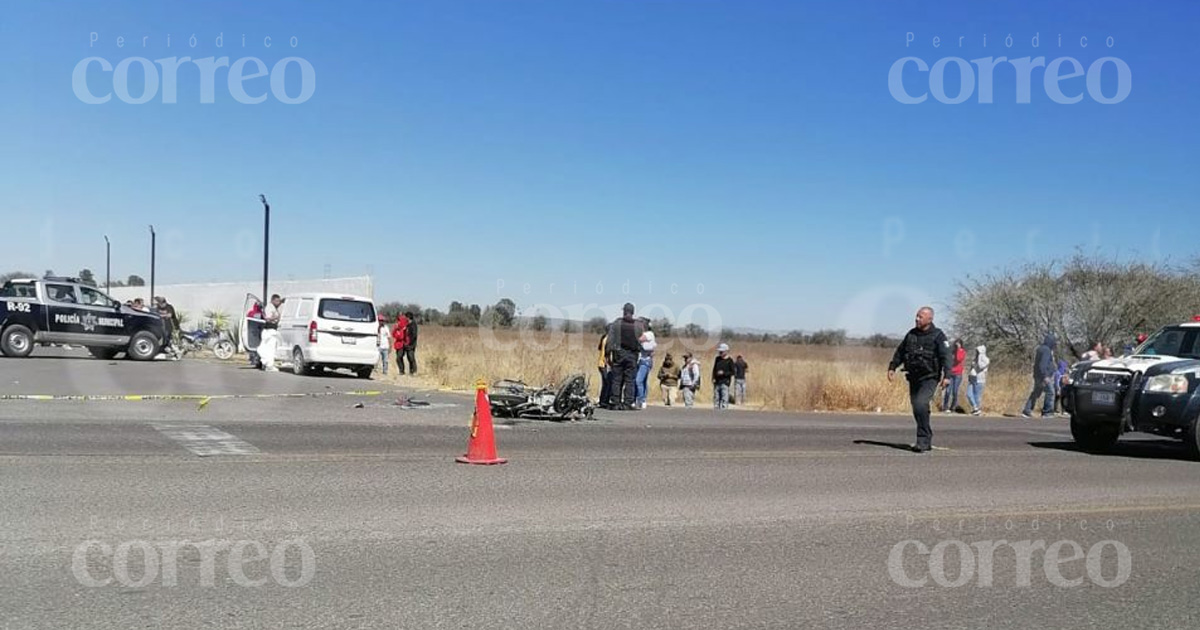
[1063,319,1200,458]
[0,277,168,361]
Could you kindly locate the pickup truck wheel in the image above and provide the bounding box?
[1070,415,1120,452]
[1186,415,1200,461]
[87,346,120,360]
[126,331,160,361]
[1,325,34,358]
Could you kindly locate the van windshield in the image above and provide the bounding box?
[318,299,375,323]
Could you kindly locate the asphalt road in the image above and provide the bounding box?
[0,347,390,396]
[3,353,1200,629]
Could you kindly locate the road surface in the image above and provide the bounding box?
[2,352,1199,629]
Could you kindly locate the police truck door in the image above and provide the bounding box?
[43,283,85,345]
[76,286,129,347]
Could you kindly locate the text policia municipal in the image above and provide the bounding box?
[891,32,1130,105]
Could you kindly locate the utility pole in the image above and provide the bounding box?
[149,225,156,302]
[104,235,111,292]
[259,195,270,303]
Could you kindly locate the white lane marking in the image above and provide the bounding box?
[151,423,260,457]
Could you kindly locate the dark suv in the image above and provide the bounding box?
[1063,320,1200,457]
[0,277,168,361]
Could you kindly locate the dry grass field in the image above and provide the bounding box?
[378,326,1039,415]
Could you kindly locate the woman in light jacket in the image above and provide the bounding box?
[966,345,990,416]
[635,331,657,409]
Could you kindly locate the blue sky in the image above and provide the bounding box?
[1,0,1197,334]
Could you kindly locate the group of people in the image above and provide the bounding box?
[936,338,991,416]
[121,295,181,359]
[936,332,1143,420]
[597,303,749,410]
[377,312,418,376]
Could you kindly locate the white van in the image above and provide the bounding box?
[241,292,379,378]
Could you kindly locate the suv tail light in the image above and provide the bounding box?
[308,321,318,342]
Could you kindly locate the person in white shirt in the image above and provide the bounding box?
[377,317,391,376]
[678,353,702,408]
[259,294,284,372]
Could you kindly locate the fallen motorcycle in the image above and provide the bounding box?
[488,373,595,421]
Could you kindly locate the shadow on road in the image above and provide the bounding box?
[853,439,915,452]
[1029,440,1197,462]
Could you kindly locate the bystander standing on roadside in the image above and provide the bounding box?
[377,316,391,376]
[1021,333,1058,419]
[597,332,612,408]
[734,354,749,405]
[401,311,419,375]
[635,330,657,409]
[966,345,989,416]
[887,306,953,453]
[679,352,701,408]
[712,343,735,410]
[1053,357,1070,415]
[392,313,410,375]
[658,353,681,406]
[941,339,966,413]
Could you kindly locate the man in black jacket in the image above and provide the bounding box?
[888,306,953,453]
[606,303,646,410]
[712,343,736,409]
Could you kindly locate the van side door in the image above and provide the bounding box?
[288,297,315,356]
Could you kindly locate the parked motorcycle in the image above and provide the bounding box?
[178,327,236,360]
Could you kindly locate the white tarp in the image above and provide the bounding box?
[107,276,373,328]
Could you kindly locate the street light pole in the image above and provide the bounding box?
[149,225,156,303]
[104,235,110,292]
[259,194,270,303]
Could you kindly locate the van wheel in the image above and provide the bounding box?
[126,331,160,361]
[1,325,35,358]
[356,367,373,379]
[293,348,311,376]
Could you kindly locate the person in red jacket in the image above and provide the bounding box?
[392,314,410,375]
[941,339,967,413]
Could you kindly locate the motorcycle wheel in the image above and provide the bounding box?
[213,340,235,360]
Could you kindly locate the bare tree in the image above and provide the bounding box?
[954,255,1200,362]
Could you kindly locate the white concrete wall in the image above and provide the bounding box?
[107,276,373,328]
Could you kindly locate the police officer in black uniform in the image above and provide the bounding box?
[888,306,953,453]
[606,303,646,410]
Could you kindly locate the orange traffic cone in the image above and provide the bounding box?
[456,381,507,465]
